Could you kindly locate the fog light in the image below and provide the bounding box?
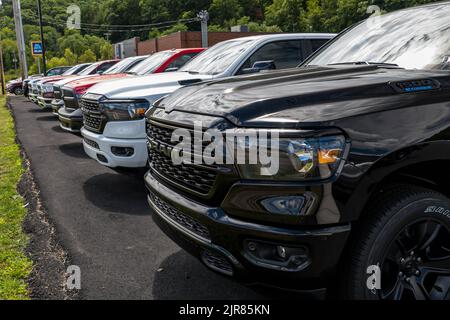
[97,154,108,163]
[111,146,134,157]
[244,240,310,271]
[260,193,316,216]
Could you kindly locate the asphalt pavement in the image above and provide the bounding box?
[8,95,269,300]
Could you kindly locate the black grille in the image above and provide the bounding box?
[148,190,210,240]
[81,99,105,133]
[83,114,103,132]
[84,138,99,149]
[149,149,217,194]
[201,250,233,276]
[62,88,74,98]
[80,99,100,112]
[147,120,220,195]
[53,85,62,99]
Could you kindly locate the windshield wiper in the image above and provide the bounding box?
[125,71,137,75]
[328,61,399,67]
[183,70,200,74]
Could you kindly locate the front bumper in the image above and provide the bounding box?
[58,107,83,132]
[29,93,38,103]
[51,99,64,116]
[145,172,351,289]
[37,96,53,110]
[81,127,148,168]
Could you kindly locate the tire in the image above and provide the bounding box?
[14,87,24,95]
[342,185,450,300]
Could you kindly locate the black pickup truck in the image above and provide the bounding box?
[145,2,450,300]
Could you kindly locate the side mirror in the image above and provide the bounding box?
[164,67,179,72]
[240,60,276,75]
[97,70,104,75]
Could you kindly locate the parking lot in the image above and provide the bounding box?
[8,95,273,300]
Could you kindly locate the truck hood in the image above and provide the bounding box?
[53,75,98,87]
[64,73,128,89]
[87,71,213,101]
[156,65,450,127]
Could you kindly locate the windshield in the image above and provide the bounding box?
[306,4,450,71]
[62,66,81,75]
[103,57,141,74]
[129,51,173,75]
[79,62,100,75]
[180,39,256,75]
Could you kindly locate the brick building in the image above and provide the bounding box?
[114,31,277,58]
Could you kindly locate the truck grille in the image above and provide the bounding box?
[149,149,217,194]
[53,85,62,99]
[148,190,210,241]
[147,120,219,195]
[80,99,100,112]
[83,114,103,132]
[63,89,78,109]
[80,99,104,133]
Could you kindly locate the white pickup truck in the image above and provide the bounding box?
[81,33,335,168]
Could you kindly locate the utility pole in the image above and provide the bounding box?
[0,1,4,95]
[197,10,209,48]
[12,0,28,79]
[0,34,5,95]
[37,0,46,74]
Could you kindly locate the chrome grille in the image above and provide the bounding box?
[148,190,210,240]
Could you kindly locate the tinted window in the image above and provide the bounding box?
[97,61,118,73]
[166,53,198,71]
[46,68,59,76]
[238,40,302,74]
[311,39,328,52]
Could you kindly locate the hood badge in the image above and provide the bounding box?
[391,79,440,93]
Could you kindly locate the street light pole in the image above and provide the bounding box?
[0,34,5,95]
[197,10,209,48]
[37,0,46,74]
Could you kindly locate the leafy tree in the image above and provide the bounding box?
[209,0,244,25]
[100,43,114,60]
[63,48,78,65]
[78,49,97,63]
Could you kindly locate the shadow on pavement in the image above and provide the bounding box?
[152,250,269,300]
[58,142,90,159]
[51,125,65,134]
[36,115,57,122]
[83,172,150,215]
[28,108,50,113]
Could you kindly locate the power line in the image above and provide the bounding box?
[24,14,199,33]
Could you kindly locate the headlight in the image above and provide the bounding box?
[99,100,150,121]
[230,130,347,181]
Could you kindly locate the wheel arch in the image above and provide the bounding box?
[343,141,450,223]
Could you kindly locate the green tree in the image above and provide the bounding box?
[78,49,97,63]
[64,48,78,65]
[100,43,114,60]
[265,0,308,32]
[209,0,244,25]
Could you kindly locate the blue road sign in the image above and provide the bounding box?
[31,41,43,56]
